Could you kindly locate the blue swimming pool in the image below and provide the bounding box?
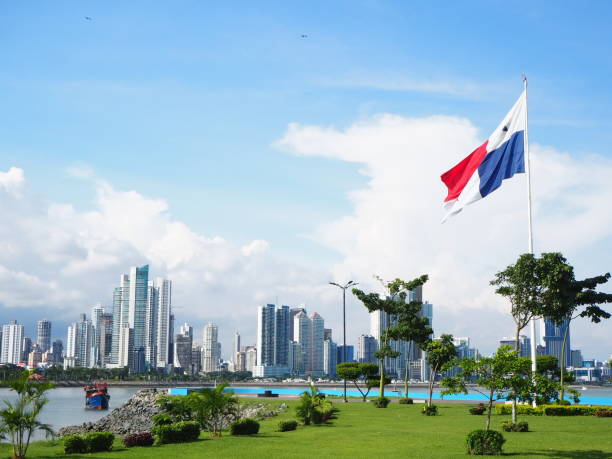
[166,386,612,405]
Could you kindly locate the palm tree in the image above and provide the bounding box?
[0,371,55,459]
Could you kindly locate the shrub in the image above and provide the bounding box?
[398,398,414,405]
[494,405,543,416]
[152,413,173,426]
[422,404,438,416]
[84,432,114,452]
[542,405,593,416]
[372,397,391,408]
[63,435,87,454]
[466,429,505,455]
[469,404,486,415]
[501,421,529,432]
[230,418,260,436]
[278,420,298,432]
[153,421,200,444]
[555,399,571,406]
[123,432,154,447]
[594,409,612,417]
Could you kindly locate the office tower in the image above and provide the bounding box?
[571,349,583,368]
[500,335,531,357]
[202,323,220,373]
[233,331,241,360]
[21,337,32,363]
[179,323,193,339]
[294,311,311,374]
[256,304,276,367]
[245,346,257,373]
[324,328,332,342]
[310,313,325,376]
[67,314,93,367]
[540,317,571,367]
[155,278,172,369]
[36,320,51,352]
[357,334,378,363]
[111,273,130,364]
[144,282,158,366]
[175,332,193,373]
[98,313,113,365]
[128,265,149,352]
[118,324,133,368]
[275,306,290,366]
[293,311,325,376]
[191,346,202,375]
[289,307,307,341]
[288,341,303,375]
[90,304,104,366]
[130,347,146,373]
[324,339,337,376]
[51,339,63,364]
[337,345,354,364]
[235,351,246,372]
[1,321,24,364]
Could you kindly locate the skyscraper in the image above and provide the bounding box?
[91,304,104,366]
[254,304,292,377]
[540,317,571,367]
[202,323,220,373]
[155,278,172,369]
[98,313,113,365]
[294,311,325,376]
[324,339,337,376]
[256,304,276,367]
[275,306,290,366]
[66,314,93,367]
[357,334,377,363]
[1,321,24,364]
[36,320,51,353]
[174,332,193,373]
[500,335,531,357]
[233,331,241,364]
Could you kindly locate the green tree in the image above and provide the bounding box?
[352,275,428,400]
[424,334,457,408]
[187,384,238,437]
[0,370,55,459]
[295,385,335,425]
[336,362,379,402]
[442,347,531,430]
[385,281,433,401]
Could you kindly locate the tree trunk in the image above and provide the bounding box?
[559,321,570,402]
[404,341,412,399]
[428,365,436,407]
[512,326,520,423]
[486,390,494,431]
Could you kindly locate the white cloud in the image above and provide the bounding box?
[277,114,612,357]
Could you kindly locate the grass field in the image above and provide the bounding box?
[3,401,612,458]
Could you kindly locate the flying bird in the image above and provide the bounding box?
[84,16,92,21]
[301,34,308,38]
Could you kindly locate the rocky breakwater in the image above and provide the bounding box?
[58,389,288,437]
[59,389,161,437]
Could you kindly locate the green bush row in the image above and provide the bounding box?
[494,404,612,416]
[230,418,260,435]
[63,432,114,454]
[278,420,298,432]
[152,421,201,444]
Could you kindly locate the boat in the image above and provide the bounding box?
[84,382,110,410]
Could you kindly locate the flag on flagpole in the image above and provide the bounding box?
[441,91,527,221]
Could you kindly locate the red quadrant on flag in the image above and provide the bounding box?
[441,141,488,203]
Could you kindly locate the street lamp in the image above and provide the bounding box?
[329,280,358,403]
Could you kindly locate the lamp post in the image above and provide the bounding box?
[329,280,358,403]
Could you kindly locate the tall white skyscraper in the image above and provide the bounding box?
[91,304,104,367]
[36,319,52,353]
[323,339,337,377]
[294,311,325,376]
[233,331,241,363]
[66,314,93,367]
[202,323,220,373]
[155,278,172,369]
[1,321,24,364]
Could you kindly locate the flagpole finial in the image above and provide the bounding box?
[521,73,527,82]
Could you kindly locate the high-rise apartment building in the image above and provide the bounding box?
[174,332,193,373]
[256,304,276,367]
[1,321,24,364]
[36,320,51,353]
[90,304,104,366]
[245,346,257,373]
[155,278,172,369]
[202,323,220,373]
[98,313,113,365]
[293,311,325,376]
[275,306,290,366]
[357,334,377,363]
[337,345,354,364]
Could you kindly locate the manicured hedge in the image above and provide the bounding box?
[494,404,612,417]
[278,420,298,432]
[466,430,505,455]
[63,432,114,454]
[63,434,87,454]
[501,421,529,432]
[123,432,155,447]
[153,421,201,444]
[398,398,414,405]
[230,418,260,435]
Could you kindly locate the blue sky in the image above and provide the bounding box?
[1,1,611,357]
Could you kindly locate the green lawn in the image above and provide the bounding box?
[4,401,612,458]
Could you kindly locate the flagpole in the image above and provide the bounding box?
[523,75,538,407]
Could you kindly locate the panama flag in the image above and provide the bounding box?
[441,90,527,221]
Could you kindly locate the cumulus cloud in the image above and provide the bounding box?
[277,114,612,356]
